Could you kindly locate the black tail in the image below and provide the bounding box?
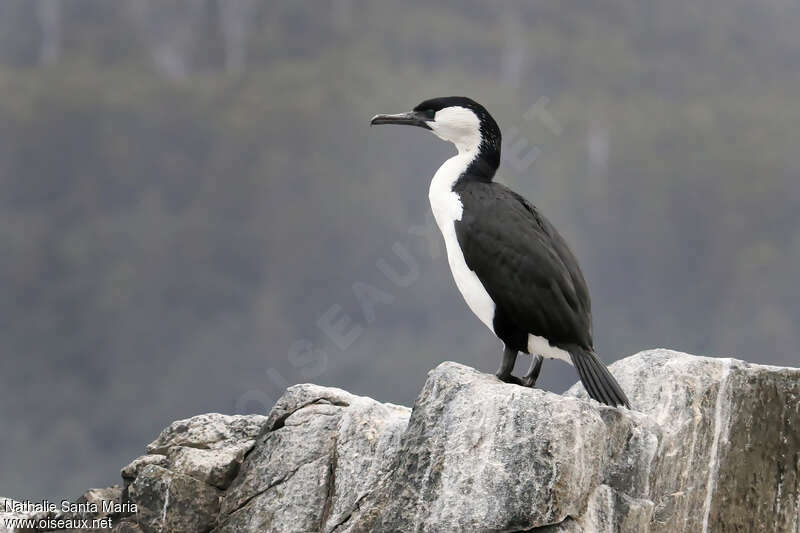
[569,348,630,408]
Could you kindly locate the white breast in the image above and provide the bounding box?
[428,152,497,334]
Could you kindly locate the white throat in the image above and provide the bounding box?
[428,106,482,153]
[428,151,475,223]
[426,106,484,222]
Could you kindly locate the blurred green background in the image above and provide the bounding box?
[1,0,799,500]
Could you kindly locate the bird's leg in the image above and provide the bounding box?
[521,354,543,388]
[495,346,521,385]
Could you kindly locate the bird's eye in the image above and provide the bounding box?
[422,109,435,120]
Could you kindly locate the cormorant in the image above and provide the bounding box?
[371,97,630,408]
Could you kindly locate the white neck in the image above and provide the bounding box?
[428,150,477,225]
[426,148,498,333]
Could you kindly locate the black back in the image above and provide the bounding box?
[453,180,593,353]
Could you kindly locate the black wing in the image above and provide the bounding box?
[454,181,593,351]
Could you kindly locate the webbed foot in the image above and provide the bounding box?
[495,372,523,385]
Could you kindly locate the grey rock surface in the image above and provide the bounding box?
[215,384,411,533]
[120,455,168,483]
[144,413,267,456]
[3,350,798,532]
[340,362,661,533]
[580,350,800,533]
[113,413,267,533]
[126,465,221,533]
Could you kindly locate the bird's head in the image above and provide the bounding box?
[371,97,501,157]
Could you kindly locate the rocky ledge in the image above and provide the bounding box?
[2,349,799,533]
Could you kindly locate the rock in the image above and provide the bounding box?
[145,413,266,455]
[139,413,267,490]
[571,349,800,533]
[75,486,123,519]
[215,384,411,533]
[70,486,125,530]
[335,350,800,532]
[167,447,243,490]
[4,350,799,533]
[126,465,221,533]
[114,413,268,533]
[340,362,661,532]
[121,455,168,482]
[111,523,144,533]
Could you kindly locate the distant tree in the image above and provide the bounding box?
[124,0,206,80]
[36,0,61,65]
[219,0,256,74]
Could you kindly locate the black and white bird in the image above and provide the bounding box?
[371,97,630,408]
